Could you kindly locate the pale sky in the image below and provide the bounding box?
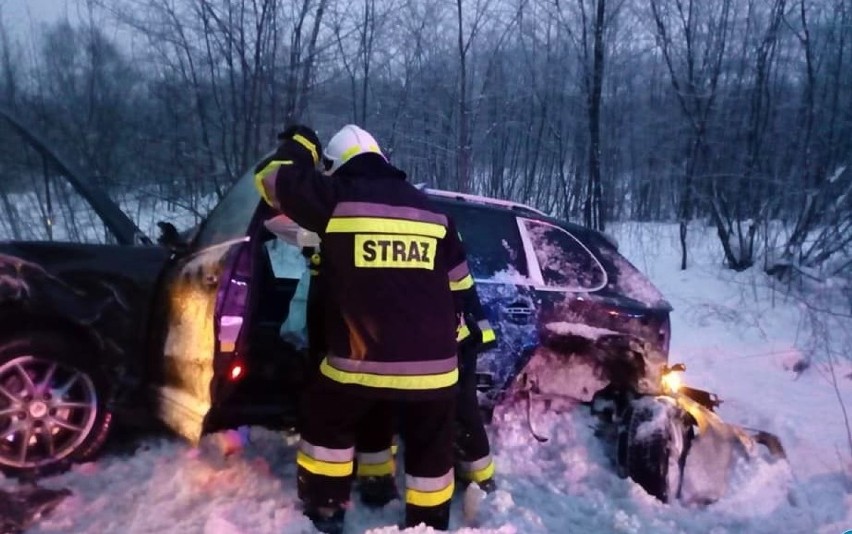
[1,0,79,42]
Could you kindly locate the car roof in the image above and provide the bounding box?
[423,187,615,248]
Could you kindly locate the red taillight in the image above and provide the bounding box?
[229,363,244,381]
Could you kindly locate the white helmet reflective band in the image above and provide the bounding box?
[323,124,386,174]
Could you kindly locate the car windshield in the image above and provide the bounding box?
[193,168,260,249]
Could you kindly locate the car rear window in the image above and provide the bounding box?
[436,202,529,280]
[521,219,607,291]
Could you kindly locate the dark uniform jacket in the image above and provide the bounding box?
[258,145,470,400]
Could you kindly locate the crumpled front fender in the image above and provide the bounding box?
[674,393,786,504]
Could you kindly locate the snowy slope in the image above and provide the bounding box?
[5,222,851,534]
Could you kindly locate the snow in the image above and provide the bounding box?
[544,322,620,340]
[4,221,852,533]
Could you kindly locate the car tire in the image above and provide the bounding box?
[620,398,686,503]
[0,331,112,478]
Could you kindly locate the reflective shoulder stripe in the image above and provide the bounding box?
[296,450,353,477]
[326,217,447,238]
[254,160,293,205]
[319,358,457,390]
[255,159,293,180]
[450,274,474,291]
[332,202,448,226]
[291,134,319,164]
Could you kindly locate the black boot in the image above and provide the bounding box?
[478,477,497,494]
[304,506,345,534]
[358,475,400,508]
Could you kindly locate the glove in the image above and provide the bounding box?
[276,124,322,167]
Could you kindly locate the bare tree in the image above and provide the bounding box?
[649,0,732,269]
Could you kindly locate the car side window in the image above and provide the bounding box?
[436,202,529,280]
[521,219,607,291]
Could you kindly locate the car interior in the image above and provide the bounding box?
[210,224,313,430]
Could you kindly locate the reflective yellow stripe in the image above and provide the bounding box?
[462,459,495,483]
[292,134,319,164]
[357,459,395,477]
[391,444,398,455]
[296,450,353,477]
[254,160,293,205]
[456,323,471,342]
[481,328,496,344]
[340,143,381,164]
[450,274,474,291]
[319,358,457,390]
[405,481,454,508]
[326,217,447,238]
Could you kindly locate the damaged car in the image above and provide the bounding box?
[0,110,784,506]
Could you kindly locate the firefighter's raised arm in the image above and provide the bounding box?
[254,125,336,233]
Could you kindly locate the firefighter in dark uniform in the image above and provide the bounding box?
[255,124,467,533]
[452,265,498,492]
[303,243,402,507]
[347,230,499,503]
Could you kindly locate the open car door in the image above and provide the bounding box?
[153,173,259,443]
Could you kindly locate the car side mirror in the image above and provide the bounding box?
[157,221,188,253]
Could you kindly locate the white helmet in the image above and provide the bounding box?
[323,124,386,174]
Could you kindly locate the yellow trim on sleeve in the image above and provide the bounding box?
[450,274,474,291]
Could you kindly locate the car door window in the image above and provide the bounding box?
[520,219,607,291]
[436,202,529,281]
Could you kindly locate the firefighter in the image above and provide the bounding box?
[453,271,498,492]
[348,227,499,504]
[254,124,467,533]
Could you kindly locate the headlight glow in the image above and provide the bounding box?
[661,370,683,394]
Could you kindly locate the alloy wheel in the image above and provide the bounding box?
[0,355,99,469]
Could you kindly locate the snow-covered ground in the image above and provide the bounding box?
[5,222,852,533]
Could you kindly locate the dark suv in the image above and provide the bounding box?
[0,119,671,478]
[421,189,671,414]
